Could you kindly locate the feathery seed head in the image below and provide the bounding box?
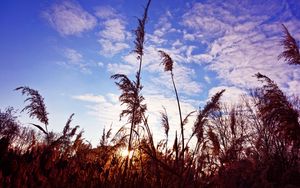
[158,50,173,72]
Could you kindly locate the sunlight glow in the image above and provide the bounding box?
[119,148,134,158]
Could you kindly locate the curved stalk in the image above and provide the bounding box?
[171,71,184,164]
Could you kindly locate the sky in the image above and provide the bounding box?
[0,0,300,146]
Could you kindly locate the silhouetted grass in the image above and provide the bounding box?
[1,3,300,188]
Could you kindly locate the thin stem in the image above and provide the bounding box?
[137,56,143,89]
[142,113,161,186]
[45,123,48,133]
[165,137,168,161]
[128,55,143,153]
[124,37,144,185]
[171,71,184,163]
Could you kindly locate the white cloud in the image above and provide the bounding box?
[107,44,203,96]
[73,93,125,130]
[73,94,106,103]
[287,80,300,95]
[106,45,159,75]
[98,39,129,56]
[172,40,183,47]
[99,19,127,41]
[106,93,119,103]
[154,14,172,37]
[182,1,300,96]
[183,30,196,41]
[144,94,198,142]
[58,48,93,74]
[97,62,104,67]
[206,23,300,93]
[73,92,198,144]
[64,48,83,64]
[107,43,203,96]
[42,1,96,36]
[151,63,202,96]
[204,76,211,84]
[107,62,134,75]
[148,11,176,45]
[182,3,232,38]
[193,54,213,64]
[96,6,130,56]
[147,34,167,45]
[95,6,118,19]
[208,86,247,106]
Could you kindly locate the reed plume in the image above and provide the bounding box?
[161,106,170,139]
[208,128,220,156]
[255,72,300,145]
[111,74,146,126]
[111,0,151,183]
[134,0,151,59]
[160,106,169,158]
[15,86,49,134]
[158,50,185,162]
[278,24,300,65]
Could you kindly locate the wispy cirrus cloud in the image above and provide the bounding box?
[103,7,206,97]
[64,48,83,63]
[57,48,95,74]
[96,6,130,56]
[99,19,128,41]
[151,62,202,96]
[107,44,202,96]
[147,10,175,45]
[181,0,300,96]
[42,1,97,36]
[98,39,129,57]
[72,93,106,103]
[101,0,300,103]
[95,6,118,19]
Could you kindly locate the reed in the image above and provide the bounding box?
[1,7,300,188]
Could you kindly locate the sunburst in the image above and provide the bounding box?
[119,148,133,158]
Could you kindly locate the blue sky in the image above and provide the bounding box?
[0,0,300,146]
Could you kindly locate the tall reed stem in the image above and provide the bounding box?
[171,71,184,163]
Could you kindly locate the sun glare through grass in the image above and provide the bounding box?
[119,148,133,158]
[1,0,300,187]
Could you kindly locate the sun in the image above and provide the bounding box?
[119,148,134,158]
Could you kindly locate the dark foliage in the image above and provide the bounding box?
[1,81,300,187]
